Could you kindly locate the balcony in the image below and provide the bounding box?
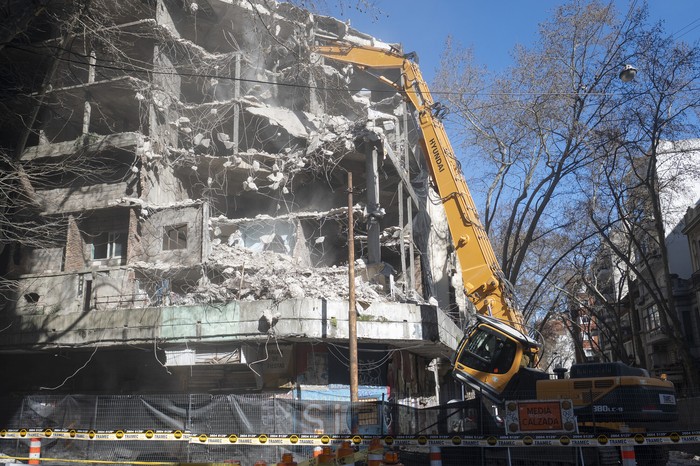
[0,297,463,360]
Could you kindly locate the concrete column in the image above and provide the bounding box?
[365,143,381,264]
[398,105,407,291]
[233,54,241,155]
[82,50,96,135]
[403,103,415,291]
[126,207,141,264]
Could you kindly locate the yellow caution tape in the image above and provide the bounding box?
[0,430,698,447]
[0,430,189,442]
[0,456,180,465]
[6,460,250,466]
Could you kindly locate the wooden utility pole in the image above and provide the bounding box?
[348,172,359,403]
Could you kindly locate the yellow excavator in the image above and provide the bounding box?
[313,41,677,430]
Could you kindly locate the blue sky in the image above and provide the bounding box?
[326,1,700,83]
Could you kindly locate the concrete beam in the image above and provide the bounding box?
[21,132,141,161]
[1,298,462,359]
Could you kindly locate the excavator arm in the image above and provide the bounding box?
[315,42,677,433]
[315,44,520,326]
[314,43,540,401]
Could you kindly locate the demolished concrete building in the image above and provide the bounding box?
[0,0,468,403]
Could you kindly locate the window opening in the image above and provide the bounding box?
[163,224,188,250]
[92,232,126,259]
[83,279,92,312]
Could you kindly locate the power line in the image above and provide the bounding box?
[7,42,636,102]
[670,16,700,40]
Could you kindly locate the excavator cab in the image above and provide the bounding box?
[453,315,540,402]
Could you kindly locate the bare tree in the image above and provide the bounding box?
[434,1,647,323]
[435,0,700,380]
[0,0,143,302]
[571,12,700,391]
[562,242,638,364]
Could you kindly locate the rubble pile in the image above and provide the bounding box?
[206,242,386,303]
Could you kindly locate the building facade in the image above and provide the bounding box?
[589,140,700,392]
[0,0,467,403]
[683,202,700,360]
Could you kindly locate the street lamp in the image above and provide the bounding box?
[619,64,637,82]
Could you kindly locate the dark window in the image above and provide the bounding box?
[93,232,109,259]
[643,305,661,335]
[92,232,126,259]
[83,279,92,312]
[458,326,517,374]
[163,224,188,250]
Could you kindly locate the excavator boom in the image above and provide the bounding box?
[315,44,523,329]
[314,43,538,400]
[314,41,675,419]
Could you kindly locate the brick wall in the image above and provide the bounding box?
[64,214,86,272]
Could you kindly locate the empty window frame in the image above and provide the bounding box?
[92,231,126,259]
[642,305,662,335]
[163,224,188,250]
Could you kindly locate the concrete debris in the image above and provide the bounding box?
[246,105,316,139]
[194,205,422,305]
[111,197,202,213]
[193,133,210,148]
[211,205,359,224]
[243,176,258,191]
[296,113,353,150]
[266,171,285,189]
[353,88,372,107]
[205,243,387,303]
[379,226,405,246]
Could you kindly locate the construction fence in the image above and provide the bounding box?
[1,394,700,466]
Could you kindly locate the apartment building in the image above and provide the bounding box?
[588,140,700,392]
[0,0,466,402]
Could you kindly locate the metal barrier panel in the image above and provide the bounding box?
[1,394,699,465]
